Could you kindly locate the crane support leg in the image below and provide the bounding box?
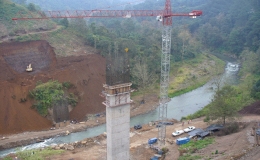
[158,25,171,145]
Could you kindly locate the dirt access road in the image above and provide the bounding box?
[0,25,62,43]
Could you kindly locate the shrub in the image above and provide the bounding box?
[62,81,72,89]
[67,93,78,107]
[29,80,78,116]
[204,115,210,122]
[161,147,169,154]
[220,122,239,135]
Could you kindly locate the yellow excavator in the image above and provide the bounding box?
[26,63,32,72]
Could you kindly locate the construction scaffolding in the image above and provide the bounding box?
[102,83,132,108]
[106,43,130,86]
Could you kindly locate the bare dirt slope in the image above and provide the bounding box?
[0,40,105,135]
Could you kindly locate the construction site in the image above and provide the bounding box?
[2,0,260,160]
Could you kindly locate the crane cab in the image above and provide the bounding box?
[156,15,163,21]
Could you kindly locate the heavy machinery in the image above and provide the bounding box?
[26,63,32,72]
[12,0,202,145]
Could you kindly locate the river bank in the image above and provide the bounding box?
[3,114,260,160]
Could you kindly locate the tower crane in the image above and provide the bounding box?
[12,0,202,145]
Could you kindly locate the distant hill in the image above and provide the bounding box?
[25,0,111,10]
[0,0,56,40]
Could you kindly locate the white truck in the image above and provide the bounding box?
[184,126,196,133]
[172,130,184,136]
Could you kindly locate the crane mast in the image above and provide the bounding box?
[158,0,172,145]
[12,0,202,146]
[159,25,171,145]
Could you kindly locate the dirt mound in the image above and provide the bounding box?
[0,40,105,135]
[239,101,260,115]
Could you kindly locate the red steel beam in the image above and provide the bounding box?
[12,10,202,21]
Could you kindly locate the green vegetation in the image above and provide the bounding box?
[130,52,225,99]
[0,0,56,39]
[3,147,64,160]
[182,83,253,123]
[179,137,214,151]
[44,25,90,56]
[251,79,260,99]
[2,157,12,160]
[29,80,77,116]
[181,49,257,122]
[181,106,209,122]
[169,81,205,98]
[168,53,225,98]
[15,33,41,42]
[178,137,214,160]
[21,0,260,58]
[208,86,241,124]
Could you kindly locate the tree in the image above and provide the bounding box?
[60,18,69,28]
[227,28,245,55]
[251,79,260,99]
[70,18,87,34]
[239,48,260,74]
[27,3,37,12]
[178,29,190,62]
[208,85,241,125]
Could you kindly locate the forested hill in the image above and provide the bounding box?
[12,0,260,57]
[0,0,56,39]
[193,0,260,56]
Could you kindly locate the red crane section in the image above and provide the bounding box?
[12,0,202,24]
[163,0,172,26]
[12,10,202,21]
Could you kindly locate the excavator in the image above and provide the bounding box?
[26,63,32,72]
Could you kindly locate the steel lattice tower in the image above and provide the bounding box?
[158,25,171,145]
[157,0,172,145]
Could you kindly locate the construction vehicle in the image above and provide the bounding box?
[26,64,32,72]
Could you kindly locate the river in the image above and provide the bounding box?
[0,61,240,157]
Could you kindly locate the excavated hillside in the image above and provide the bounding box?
[0,40,105,135]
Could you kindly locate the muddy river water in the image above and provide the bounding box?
[0,61,239,157]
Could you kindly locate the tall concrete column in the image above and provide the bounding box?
[103,83,132,160]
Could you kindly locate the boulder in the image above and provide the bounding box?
[67,145,74,150]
